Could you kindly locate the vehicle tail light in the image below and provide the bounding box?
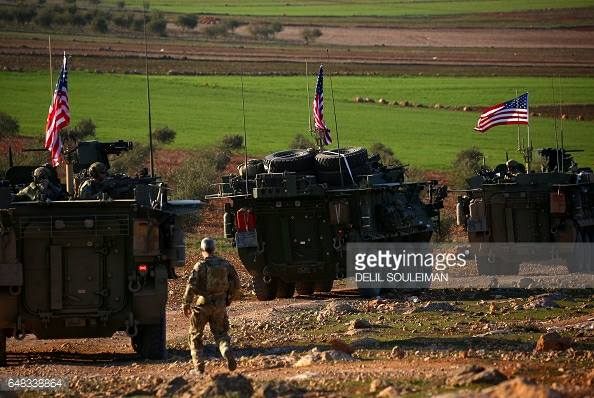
[236,208,256,231]
[137,264,149,273]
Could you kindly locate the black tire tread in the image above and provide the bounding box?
[315,147,368,171]
[295,281,315,296]
[264,149,315,173]
[276,280,296,298]
[253,277,277,301]
[314,280,334,292]
[134,315,167,360]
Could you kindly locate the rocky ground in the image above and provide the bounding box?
[2,266,593,397]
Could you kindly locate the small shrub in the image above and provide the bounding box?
[132,16,144,31]
[0,111,20,138]
[168,149,221,200]
[34,7,53,27]
[153,126,176,145]
[115,0,126,9]
[176,13,197,30]
[221,134,243,150]
[14,2,37,24]
[248,22,283,39]
[290,133,315,149]
[204,24,228,38]
[148,10,167,36]
[450,147,486,188]
[61,118,96,145]
[113,14,131,28]
[369,142,401,166]
[223,18,241,32]
[301,28,322,44]
[109,142,149,175]
[93,16,109,33]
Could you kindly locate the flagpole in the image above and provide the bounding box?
[515,89,520,151]
[325,50,343,186]
[48,36,53,94]
[240,70,248,195]
[558,76,565,172]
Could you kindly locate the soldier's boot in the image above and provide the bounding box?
[189,362,205,376]
[224,350,237,371]
[219,341,237,371]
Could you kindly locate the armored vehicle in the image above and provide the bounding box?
[208,147,446,300]
[456,148,594,275]
[0,141,200,366]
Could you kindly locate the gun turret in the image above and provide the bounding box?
[66,140,133,173]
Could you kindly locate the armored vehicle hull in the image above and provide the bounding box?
[457,152,594,275]
[0,199,186,365]
[0,140,200,366]
[210,147,445,300]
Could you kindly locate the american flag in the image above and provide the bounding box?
[44,53,70,166]
[312,64,332,145]
[474,93,529,133]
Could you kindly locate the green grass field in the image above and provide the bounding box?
[1,72,593,170]
[103,0,594,16]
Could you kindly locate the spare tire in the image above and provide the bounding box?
[315,147,368,171]
[317,164,371,186]
[264,149,315,173]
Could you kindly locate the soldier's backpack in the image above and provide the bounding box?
[205,259,230,296]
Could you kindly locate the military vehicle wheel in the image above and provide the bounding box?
[315,280,333,292]
[253,277,277,301]
[133,315,167,360]
[276,280,295,298]
[295,281,315,296]
[315,147,368,171]
[264,149,315,173]
[476,256,519,276]
[0,329,6,367]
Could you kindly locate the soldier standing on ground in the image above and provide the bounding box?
[78,162,108,199]
[15,167,64,201]
[182,237,241,375]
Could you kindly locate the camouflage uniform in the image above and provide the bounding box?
[15,167,63,201]
[78,162,108,199]
[182,255,240,371]
[78,178,104,199]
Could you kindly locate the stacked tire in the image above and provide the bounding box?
[315,147,369,186]
[262,147,370,187]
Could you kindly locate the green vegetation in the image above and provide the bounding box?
[101,0,594,17]
[2,72,593,170]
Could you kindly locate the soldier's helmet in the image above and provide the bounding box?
[506,159,519,169]
[32,167,50,182]
[88,162,108,178]
[200,237,216,253]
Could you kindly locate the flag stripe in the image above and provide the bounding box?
[312,65,331,145]
[474,93,528,133]
[44,54,69,166]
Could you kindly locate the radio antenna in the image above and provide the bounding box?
[558,76,565,172]
[48,35,53,95]
[142,0,155,177]
[551,80,560,171]
[240,69,248,194]
[325,49,343,186]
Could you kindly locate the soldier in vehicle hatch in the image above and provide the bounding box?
[78,161,109,199]
[182,237,241,375]
[15,167,65,201]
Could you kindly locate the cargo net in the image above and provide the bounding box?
[16,215,130,238]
